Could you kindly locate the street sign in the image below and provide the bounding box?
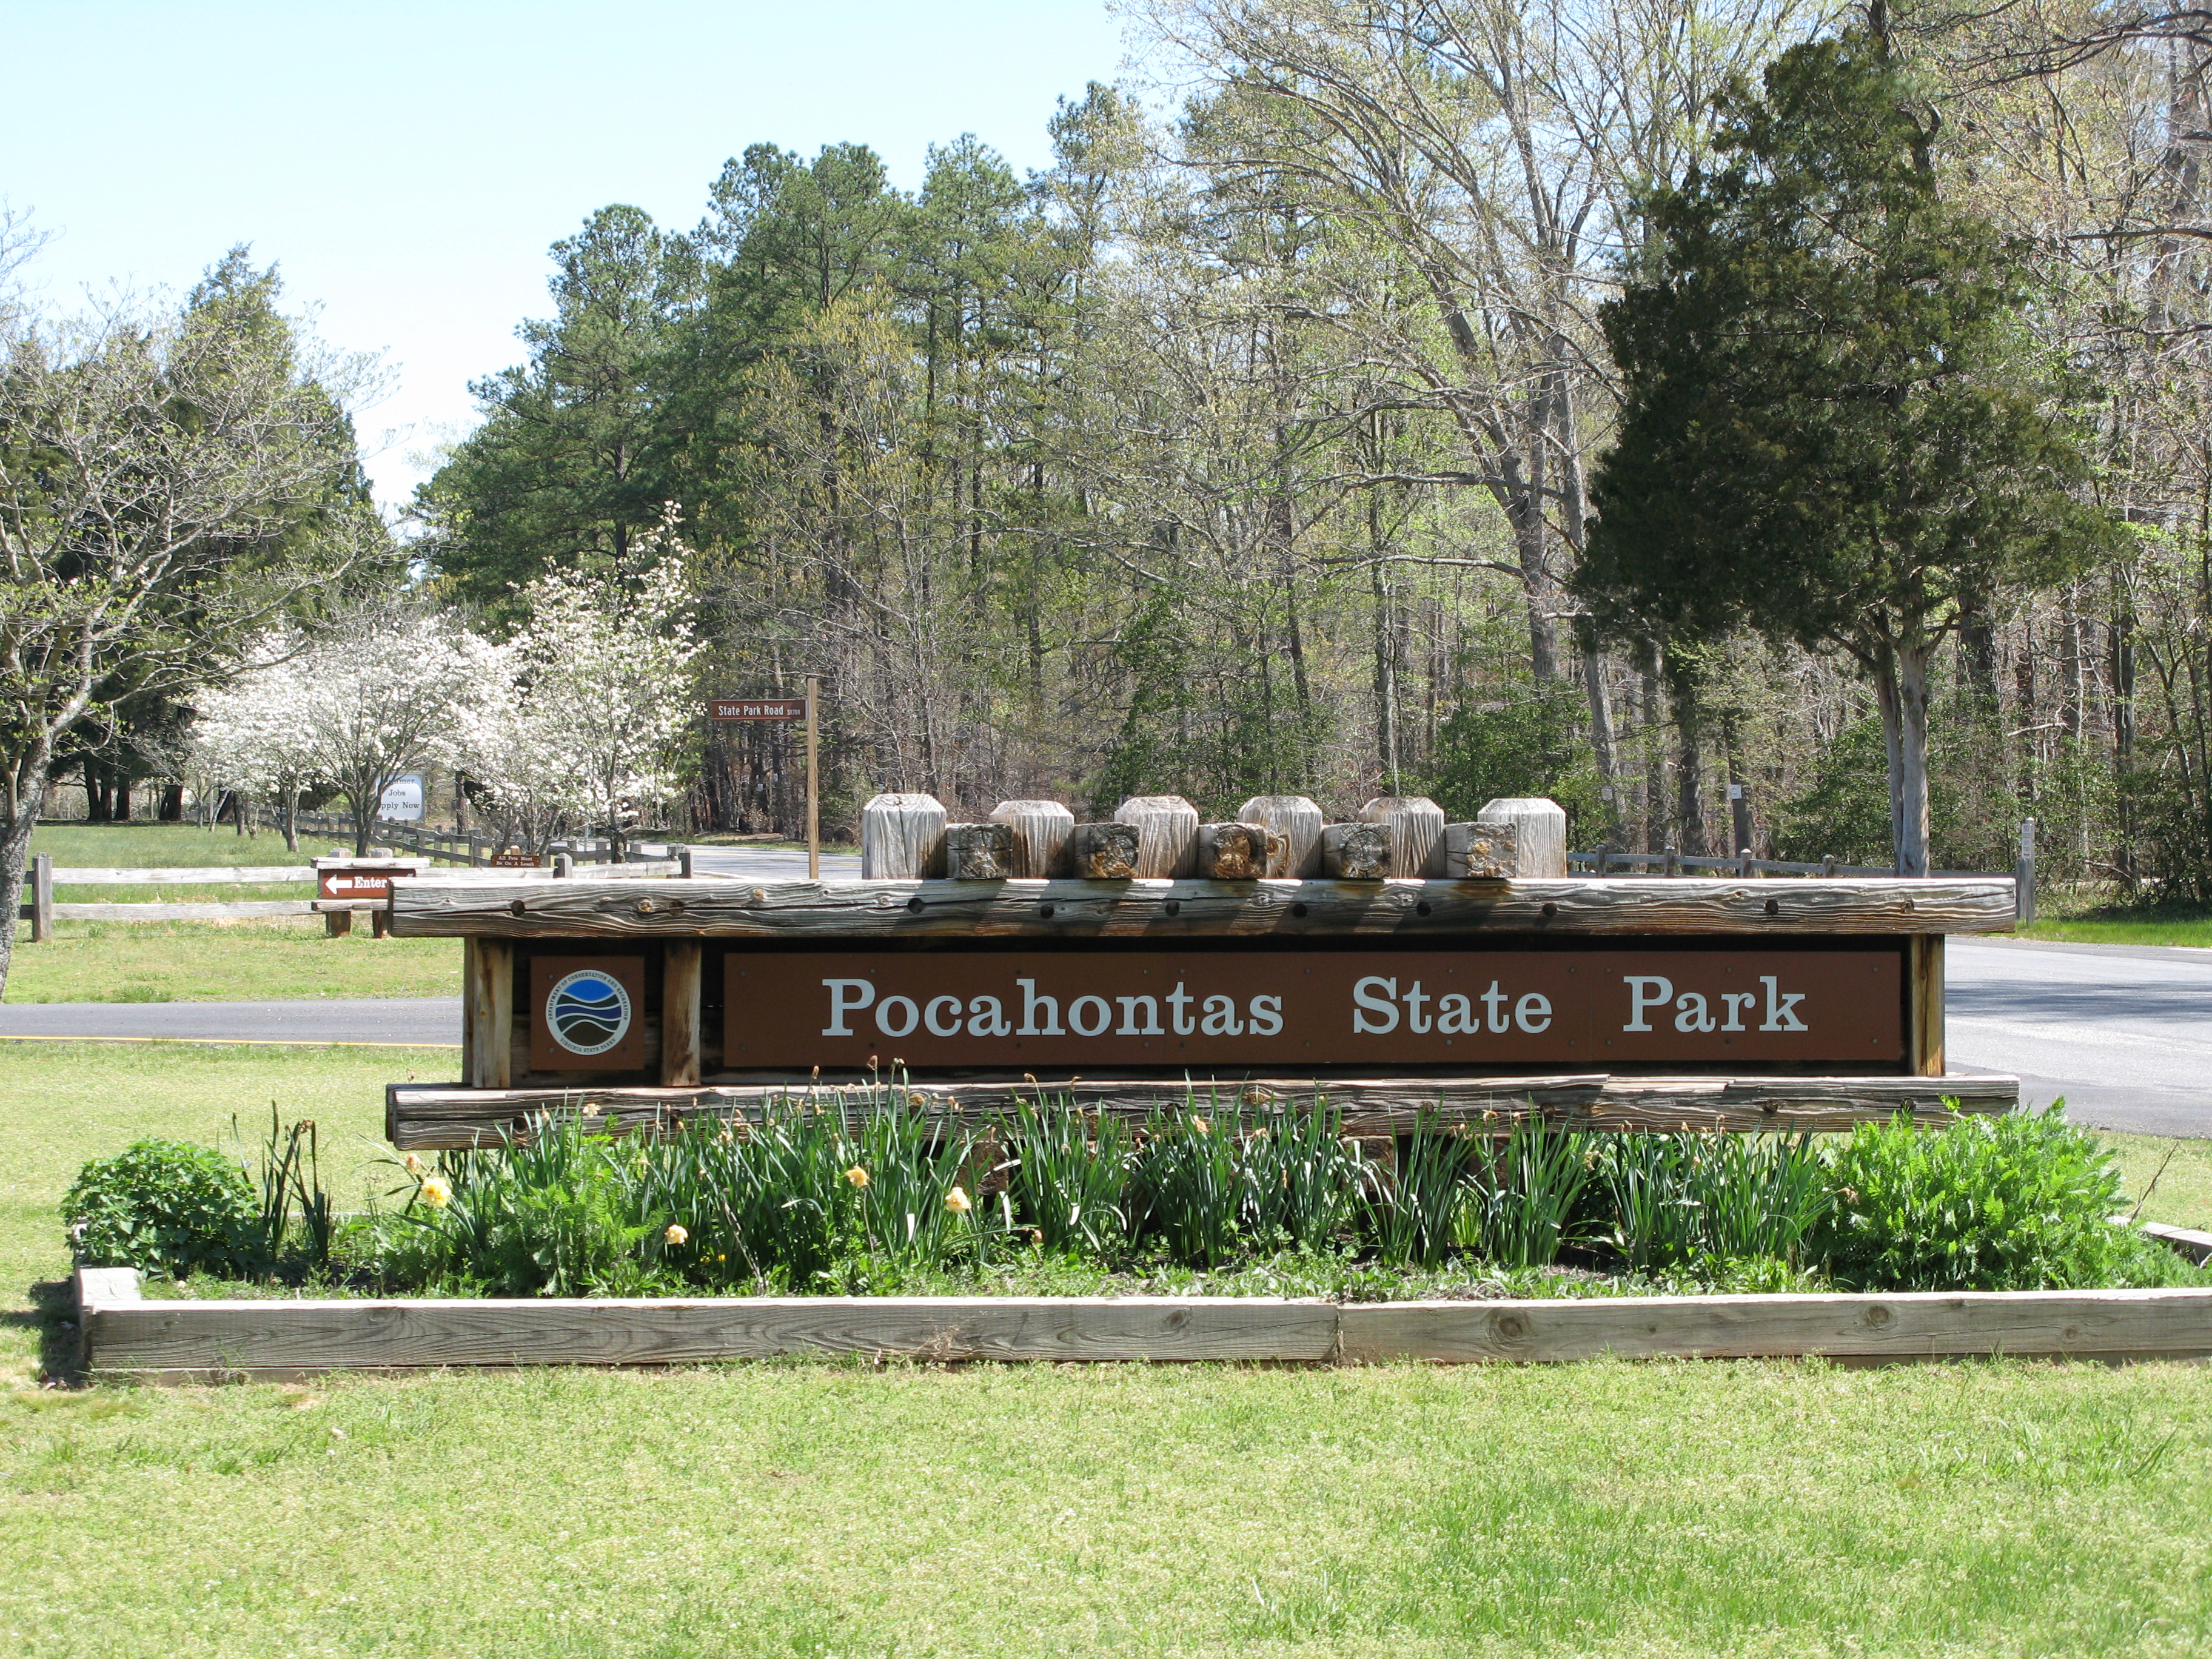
[490,849,543,868]
[707,699,806,721]
[706,683,824,879]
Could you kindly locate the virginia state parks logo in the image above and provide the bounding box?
[546,969,633,1057]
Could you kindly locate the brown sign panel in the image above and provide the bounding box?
[529,955,647,1071]
[489,850,543,868]
[723,948,1903,1071]
[315,865,414,902]
[707,698,807,721]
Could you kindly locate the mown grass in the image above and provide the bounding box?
[1,1357,2208,1656]
[30,822,349,868]
[5,1047,2212,1655]
[4,919,461,1002]
[2020,914,2212,948]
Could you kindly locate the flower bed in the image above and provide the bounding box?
[64,1090,2208,1305]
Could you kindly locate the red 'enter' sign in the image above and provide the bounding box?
[706,698,806,720]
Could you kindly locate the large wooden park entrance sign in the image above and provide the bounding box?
[383,794,2018,1150]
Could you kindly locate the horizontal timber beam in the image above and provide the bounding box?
[389,874,2017,941]
[386,1073,2020,1150]
[76,1269,2212,1376]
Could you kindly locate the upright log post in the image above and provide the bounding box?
[1237,796,1324,877]
[1478,797,1569,878]
[989,800,1074,877]
[861,793,947,879]
[467,939,514,1089]
[1358,796,1447,877]
[661,942,703,1087]
[1908,935,1945,1076]
[30,853,52,943]
[1114,796,1200,878]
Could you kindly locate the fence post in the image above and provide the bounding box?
[1820,854,1837,878]
[1738,846,1754,879]
[30,853,52,943]
[1594,843,1609,875]
[1663,844,1680,878]
[2015,817,2037,925]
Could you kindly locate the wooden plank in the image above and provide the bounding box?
[2140,1221,2212,1265]
[384,1072,2020,1151]
[84,1294,1340,1376]
[392,876,2020,942]
[51,900,316,920]
[460,937,477,1073]
[47,865,316,884]
[661,941,703,1087]
[468,939,514,1089]
[1339,1289,2212,1364]
[1908,934,1945,1076]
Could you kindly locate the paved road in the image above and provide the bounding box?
[0,996,462,1047]
[1948,939,2212,1136]
[671,844,863,881]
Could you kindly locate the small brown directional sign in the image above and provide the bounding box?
[708,698,806,720]
[489,849,543,868]
[315,865,415,902]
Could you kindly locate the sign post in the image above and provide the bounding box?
[707,688,822,879]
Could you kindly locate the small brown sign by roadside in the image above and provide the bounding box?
[490,849,543,868]
[707,698,806,721]
[315,865,415,902]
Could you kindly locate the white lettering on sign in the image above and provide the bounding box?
[1760,974,1808,1031]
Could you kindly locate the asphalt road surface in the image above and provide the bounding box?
[670,844,863,881]
[0,997,463,1047]
[1947,938,2212,1136]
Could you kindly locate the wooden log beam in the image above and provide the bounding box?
[1321,823,1399,880]
[1068,823,1138,879]
[82,1287,1340,1376]
[391,875,2019,941]
[466,939,514,1088]
[1476,797,1568,878]
[1338,1289,2212,1364]
[385,1072,2020,1150]
[661,942,703,1087]
[944,822,1014,881]
[1195,822,1269,880]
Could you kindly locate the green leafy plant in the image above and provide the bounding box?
[1368,1115,1469,1269]
[1455,1116,1597,1269]
[1600,1131,1831,1270]
[1131,1099,1248,1268]
[1002,1096,1132,1258]
[1242,1099,1364,1253]
[62,1140,259,1278]
[1817,1105,2130,1290]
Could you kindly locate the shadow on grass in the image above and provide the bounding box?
[9,1279,87,1386]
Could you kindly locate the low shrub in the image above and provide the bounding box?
[1815,1105,2131,1290]
[63,1140,259,1278]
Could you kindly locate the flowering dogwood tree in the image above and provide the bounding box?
[189,637,321,848]
[458,513,700,861]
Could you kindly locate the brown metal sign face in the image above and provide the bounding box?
[723,948,1903,1070]
[529,955,646,1071]
[707,697,807,720]
[315,865,412,902]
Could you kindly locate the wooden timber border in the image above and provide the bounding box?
[75,1268,2212,1379]
[386,1072,2020,1151]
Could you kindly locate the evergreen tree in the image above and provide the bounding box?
[1578,29,2119,874]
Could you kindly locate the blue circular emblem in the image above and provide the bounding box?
[548,969,632,1056]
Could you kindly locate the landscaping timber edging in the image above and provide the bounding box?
[73,1268,2212,1378]
[388,874,2018,941]
[385,1073,2023,1150]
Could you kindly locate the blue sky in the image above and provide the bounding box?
[1,0,1127,511]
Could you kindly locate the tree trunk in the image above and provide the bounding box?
[0,755,53,1002]
[1669,670,1707,857]
[1879,642,1935,877]
[283,789,300,853]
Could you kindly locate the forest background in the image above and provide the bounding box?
[54,0,2212,902]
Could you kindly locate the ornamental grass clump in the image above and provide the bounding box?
[1241,1101,1364,1253]
[1454,1116,1597,1269]
[1002,1096,1132,1257]
[1130,1102,1248,1267]
[1368,1114,1471,1269]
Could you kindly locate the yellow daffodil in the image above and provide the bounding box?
[419,1174,452,1209]
[845,1166,870,1188]
[945,1185,973,1215]
[665,1223,689,1247]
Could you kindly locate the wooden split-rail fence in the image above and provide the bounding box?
[381,789,2022,1151]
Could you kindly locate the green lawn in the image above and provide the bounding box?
[4,1048,2210,1657]
[31,822,350,869]
[4,920,461,1002]
[2020,915,2212,948]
